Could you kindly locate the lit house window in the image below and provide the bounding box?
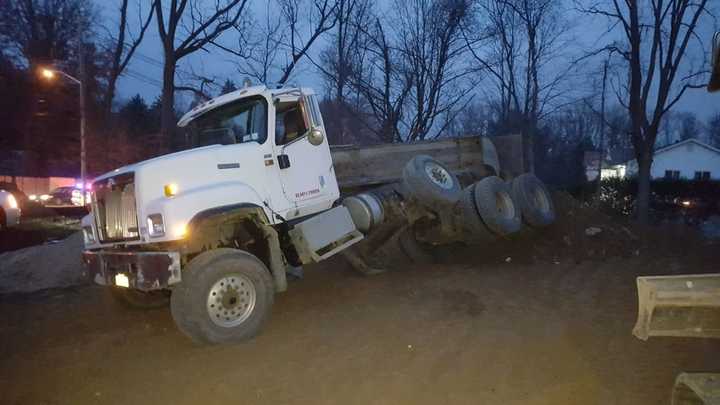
[664,170,680,180]
[694,171,710,181]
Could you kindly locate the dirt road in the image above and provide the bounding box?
[1,250,718,405]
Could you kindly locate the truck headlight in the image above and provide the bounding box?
[164,183,178,197]
[83,226,96,244]
[147,214,165,237]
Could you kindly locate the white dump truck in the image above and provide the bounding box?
[82,85,555,344]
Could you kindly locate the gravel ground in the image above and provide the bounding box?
[0,232,86,293]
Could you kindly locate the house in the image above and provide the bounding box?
[612,139,720,180]
[586,151,631,181]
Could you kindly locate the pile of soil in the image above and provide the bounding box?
[435,191,713,267]
[0,232,87,294]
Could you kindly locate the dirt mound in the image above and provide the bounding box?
[0,232,88,294]
[435,191,711,267]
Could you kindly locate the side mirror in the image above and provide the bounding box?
[308,127,324,146]
[709,32,720,92]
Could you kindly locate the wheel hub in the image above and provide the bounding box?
[207,274,256,328]
[425,162,453,190]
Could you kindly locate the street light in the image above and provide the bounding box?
[40,68,55,80]
[39,66,87,206]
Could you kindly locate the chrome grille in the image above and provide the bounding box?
[92,173,140,242]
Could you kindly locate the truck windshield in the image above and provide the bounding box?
[185,97,267,148]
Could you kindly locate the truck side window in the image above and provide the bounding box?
[275,105,308,145]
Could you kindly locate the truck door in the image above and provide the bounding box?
[275,95,337,215]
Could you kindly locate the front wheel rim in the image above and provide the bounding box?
[206,273,257,328]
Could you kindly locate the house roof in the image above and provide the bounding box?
[618,138,720,167]
[653,138,720,155]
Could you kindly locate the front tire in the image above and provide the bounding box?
[170,249,274,345]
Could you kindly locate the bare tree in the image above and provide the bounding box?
[103,0,154,119]
[0,0,92,66]
[396,0,473,141]
[277,0,338,84]
[314,0,371,144]
[217,0,338,85]
[154,0,249,148]
[213,1,282,84]
[581,0,713,222]
[349,17,413,143]
[321,0,371,102]
[344,0,473,143]
[464,0,569,171]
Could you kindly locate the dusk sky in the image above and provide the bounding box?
[99,0,720,121]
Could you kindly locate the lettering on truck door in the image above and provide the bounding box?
[274,95,334,215]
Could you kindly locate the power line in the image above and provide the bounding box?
[124,68,163,88]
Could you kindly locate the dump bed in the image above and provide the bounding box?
[330,134,523,190]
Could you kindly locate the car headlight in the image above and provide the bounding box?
[39,194,50,201]
[29,194,37,201]
[7,194,17,209]
[147,214,165,237]
[83,226,96,244]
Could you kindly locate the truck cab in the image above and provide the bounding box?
[82,85,362,344]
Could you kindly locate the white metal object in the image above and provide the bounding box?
[342,193,384,234]
[290,206,364,262]
[633,273,720,340]
[206,273,257,328]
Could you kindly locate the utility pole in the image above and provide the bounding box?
[597,59,608,193]
[78,33,87,205]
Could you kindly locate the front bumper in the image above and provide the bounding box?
[83,250,182,291]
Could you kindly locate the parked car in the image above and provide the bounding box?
[0,189,21,230]
[38,186,90,207]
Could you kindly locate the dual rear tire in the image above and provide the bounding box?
[511,173,556,227]
[456,173,555,242]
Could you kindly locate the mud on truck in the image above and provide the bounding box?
[81,85,556,344]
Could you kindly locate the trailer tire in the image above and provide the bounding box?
[511,173,555,227]
[402,155,461,210]
[473,176,522,236]
[456,184,494,244]
[171,248,274,345]
[109,287,170,309]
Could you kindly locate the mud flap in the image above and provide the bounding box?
[633,273,720,340]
